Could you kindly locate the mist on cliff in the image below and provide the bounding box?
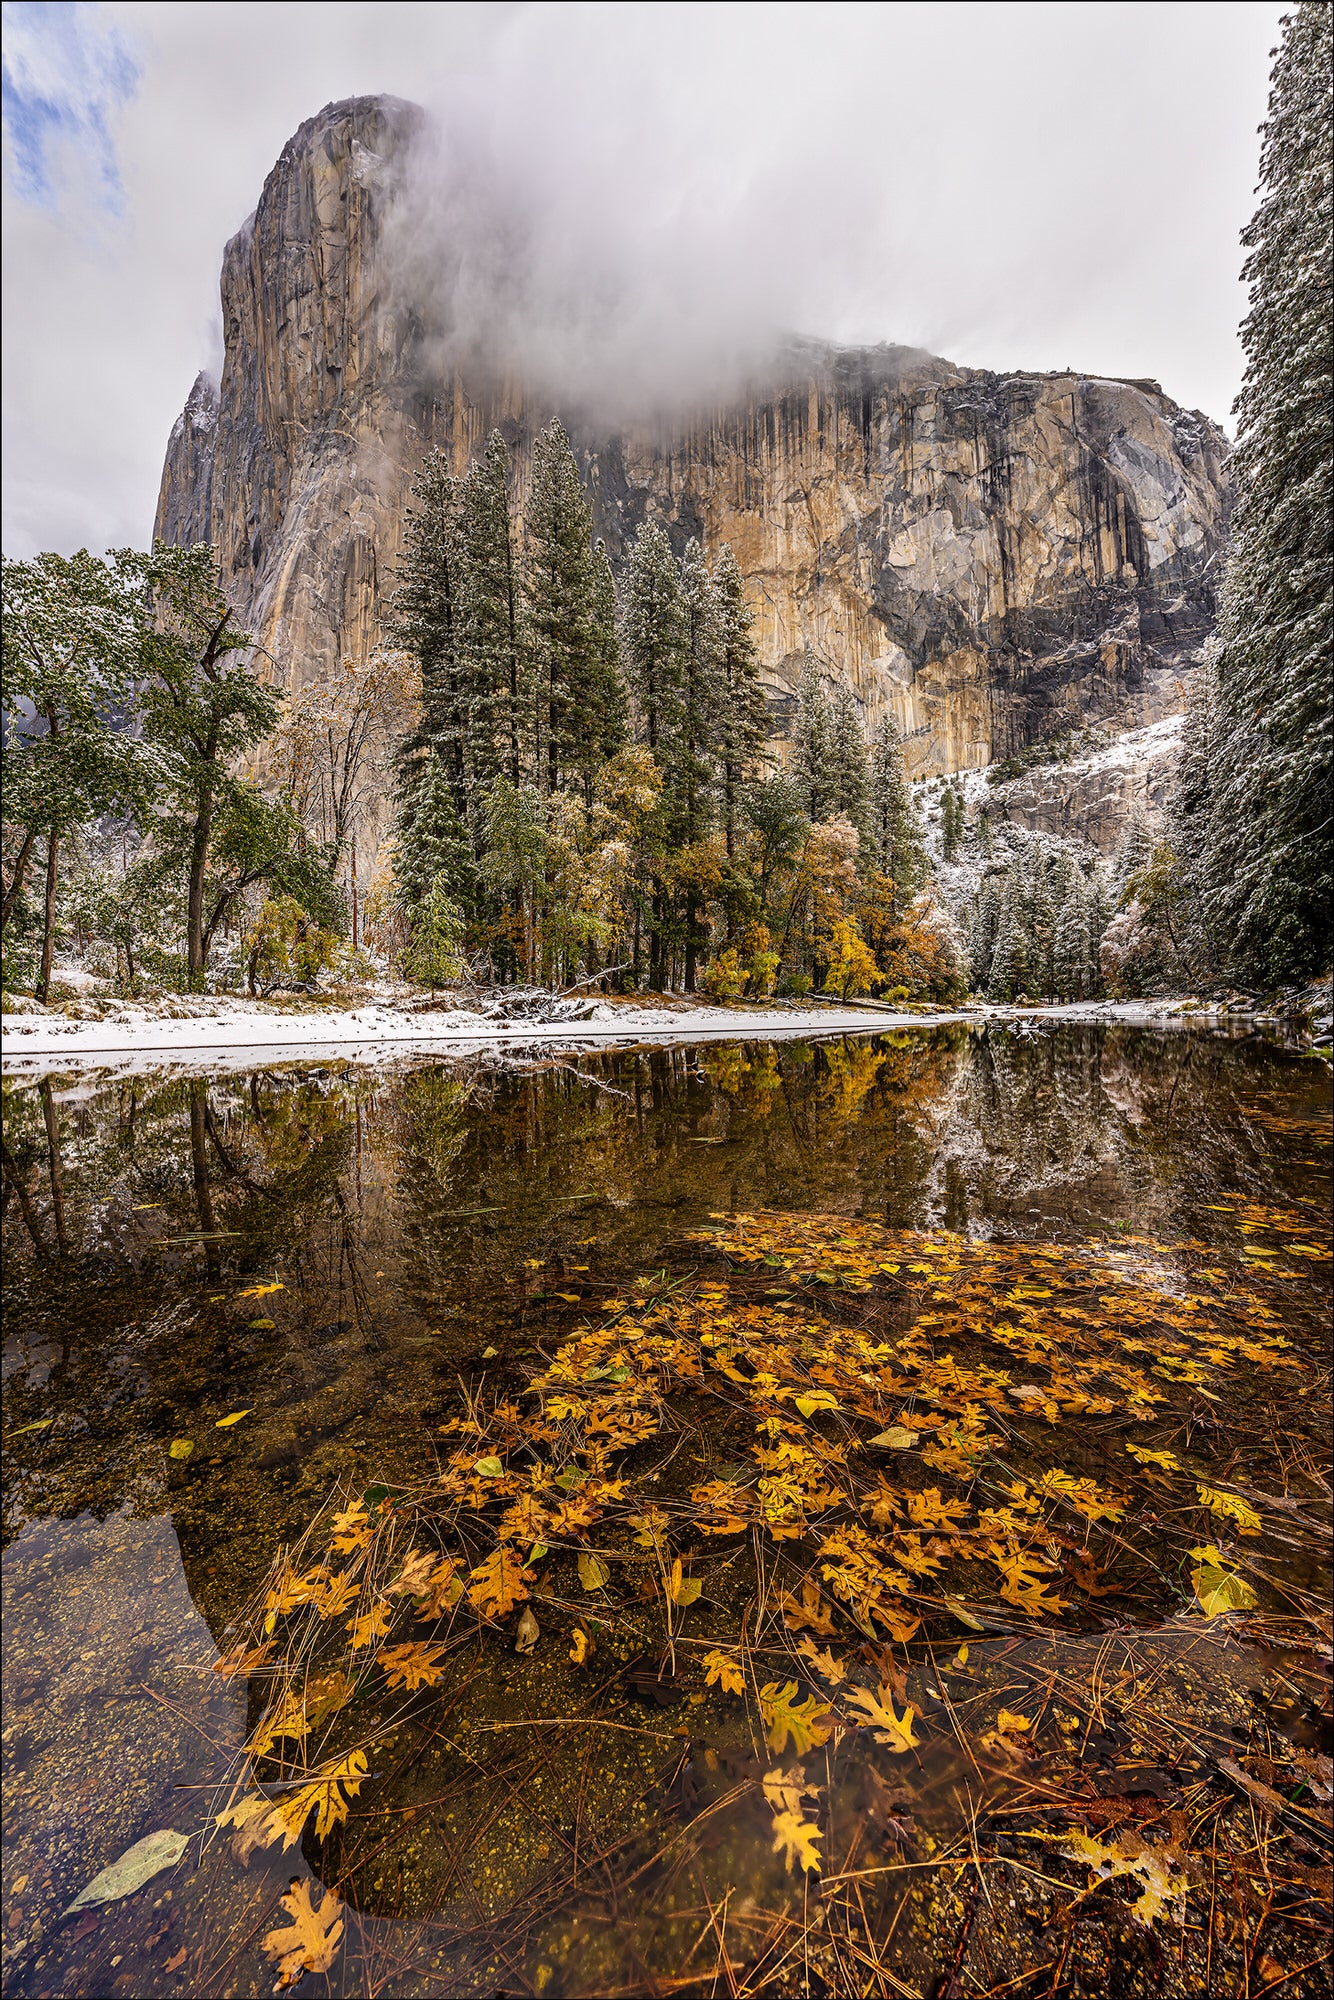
[3,0,1286,552]
[380,1,1282,423]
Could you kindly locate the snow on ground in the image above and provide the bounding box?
[0,990,1264,1080]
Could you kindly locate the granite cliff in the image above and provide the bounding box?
[156,95,1232,806]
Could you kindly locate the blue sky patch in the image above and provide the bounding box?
[2,0,140,208]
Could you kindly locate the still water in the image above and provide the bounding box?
[2,1024,1330,1997]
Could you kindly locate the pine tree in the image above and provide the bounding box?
[1053,870,1091,1000]
[866,712,928,909]
[791,663,836,820]
[395,758,480,917]
[1204,3,1333,983]
[969,877,999,991]
[674,539,721,845]
[830,686,868,830]
[712,545,769,857]
[987,872,1028,1002]
[388,450,465,807]
[1028,845,1057,996]
[941,782,965,862]
[1111,814,1155,906]
[456,431,523,793]
[620,521,687,755]
[524,421,622,797]
[1167,648,1224,977]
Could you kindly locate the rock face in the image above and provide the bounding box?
[156,96,1232,780]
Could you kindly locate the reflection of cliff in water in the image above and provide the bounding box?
[4,1024,1326,1662]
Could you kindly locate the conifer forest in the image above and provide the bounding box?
[1,7,1330,2000]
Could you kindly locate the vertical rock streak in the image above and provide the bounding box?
[155,95,1231,776]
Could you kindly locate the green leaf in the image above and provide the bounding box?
[473,1456,504,1478]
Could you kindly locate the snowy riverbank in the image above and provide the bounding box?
[0,987,1309,1079]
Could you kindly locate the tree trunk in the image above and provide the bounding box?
[350,828,359,952]
[1,825,38,932]
[186,782,215,985]
[35,832,58,1004]
[40,1078,68,1256]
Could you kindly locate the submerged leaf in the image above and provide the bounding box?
[467,1545,533,1618]
[845,1684,920,1753]
[770,1807,823,1873]
[215,1410,251,1428]
[577,1552,611,1592]
[262,1877,344,1988]
[758,1680,832,1755]
[168,1439,194,1460]
[379,1641,448,1690]
[1197,1485,1262,1535]
[703,1648,745,1694]
[62,1830,189,1914]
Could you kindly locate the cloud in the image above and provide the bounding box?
[1,0,1286,558]
[1,0,140,209]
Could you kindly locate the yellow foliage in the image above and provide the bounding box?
[262,1877,345,1988]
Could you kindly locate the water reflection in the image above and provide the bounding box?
[2,1025,1329,1995]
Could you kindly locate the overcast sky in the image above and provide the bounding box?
[2,0,1284,557]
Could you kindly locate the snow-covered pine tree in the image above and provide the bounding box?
[1053,869,1091,1000]
[387,450,465,808]
[829,686,868,832]
[867,711,928,910]
[987,872,1028,1001]
[1167,646,1224,978]
[712,545,769,857]
[1205,2,1333,983]
[1028,845,1057,997]
[456,431,523,794]
[941,783,964,862]
[1111,814,1155,906]
[395,757,480,920]
[969,876,999,991]
[620,521,687,756]
[524,421,621,796]
[791,663,836,821]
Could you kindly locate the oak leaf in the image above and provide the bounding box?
[758,1680,832,1755]
[386,1548,438,1596]
[845,1684,920,1752]
[314,1571,359,1619]
[347,1601,392,1650]
[702,1648,744,1694]
[775,1579,836,1635]
[262,1877,344,1988]
[379,1641,447,1690]
[467,1545,533,1618]
[770,1807,823,1873]
[330,1502,372,1553]
[268,1752,368,1847]
[1197,1485,1262,1535]
[796,1639,847,1684]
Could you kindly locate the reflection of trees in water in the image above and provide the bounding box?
[928,1024,1329,1239]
